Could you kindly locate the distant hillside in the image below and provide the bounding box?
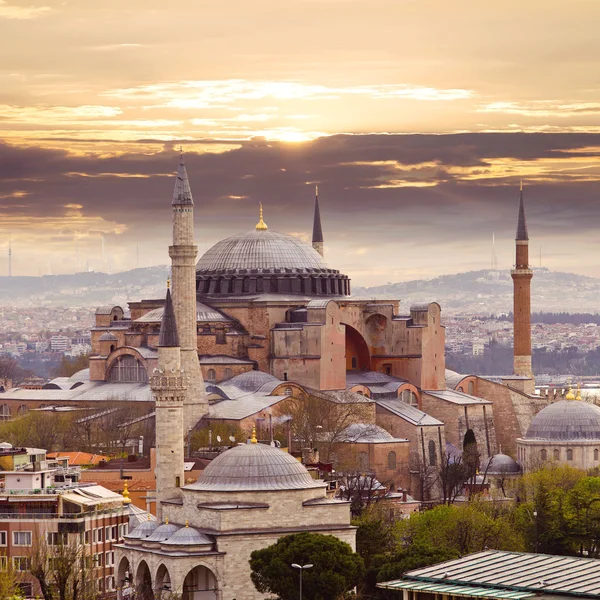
[0,266,170,307]
[0,266,598,314]
[352,268,600,315]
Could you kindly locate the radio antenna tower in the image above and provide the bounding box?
[491,231,498,271]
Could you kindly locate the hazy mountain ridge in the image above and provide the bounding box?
[0,266,598,314]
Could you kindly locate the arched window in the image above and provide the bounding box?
[206,369,216,383]
[468,381,474,395]
[17,405,27,416]
[428,440,437,466]
[284,387,293,396]
[387,451,397,470]
[595,449,599,461]
[108,355,148,383]
[463,429,476,449]
[458,386,464,393]
[0,404,10,420]
[351,357,357,369]
[357,451,369,471]
[410,392,418,406]
[110,344,115,353]
[224,368,233,380]
[566,449,573,461]
[540,449,547,461]
[553,448,560,460]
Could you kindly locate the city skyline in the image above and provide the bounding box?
[1,1,600,284]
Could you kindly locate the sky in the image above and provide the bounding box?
[1,0,600,285]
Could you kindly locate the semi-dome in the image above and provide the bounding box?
[145,522,180,542]
[482,453,521,475]
[196,228,350,298]
[161,525,213,546]
[99,332,118,342]
[187,442,325,492]
[525,400,600,441]
[125,519,159,540]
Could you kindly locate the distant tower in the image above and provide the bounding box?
[511,181,534,391]
[151,287,185,521]
[491,231,498,271]
[312,185,324,258]
[169,151,206,429]
[8,241,11,277]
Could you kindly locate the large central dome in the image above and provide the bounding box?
[196,228,350,297]
[525,400,600,441]
[197,230,328,272]
[186,442,325,492]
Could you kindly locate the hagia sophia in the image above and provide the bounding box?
[3,154,600,598]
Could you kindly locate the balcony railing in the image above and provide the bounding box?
[0,507,128,520]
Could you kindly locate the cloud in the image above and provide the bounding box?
[2,133,600,281]
[0,0,50,19]
[478,101,600,118]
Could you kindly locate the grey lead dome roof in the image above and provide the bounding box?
[196,229,329,272]
[186,442,325,492]
[525,400,600,441]
[482,453,521,475]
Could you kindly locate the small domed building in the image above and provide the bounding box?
[517,388,600,471]
[116,436,355,600]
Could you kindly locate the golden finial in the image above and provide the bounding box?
[251,425,258,444]
[165,517,169,525]
[520,179,523,192]
[315,184,318,197]
[565,386,575,401]
[147,514,151,521]
[255,203,268,231]
[167,277,170,289]
[576,383,582,401]
[122,482,132,504]
[185,520,189,528]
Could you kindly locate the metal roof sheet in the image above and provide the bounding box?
[424,389,492,405]
[377,580,534,599]
[404,550,600,597]
[376,398,443,426]
[208,395,287,420]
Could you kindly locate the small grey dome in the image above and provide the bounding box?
[227,370,280,393]
[187,442,325,492]
[162,526,213,546]
[482,453,521,475]
[99,332,118,342]
[125,519,159,540]
[197,229,328,272]
[145,522,180,542]
[525,400,600,441]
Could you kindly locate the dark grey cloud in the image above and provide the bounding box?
[1,133,600,281]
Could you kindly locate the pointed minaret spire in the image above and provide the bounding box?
[158,287,179,348]
[511,181,534,394]
[516,180,528,241]
[172,150,194,206]
[312,185,324,258]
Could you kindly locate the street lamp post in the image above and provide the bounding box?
[291,563,313,600]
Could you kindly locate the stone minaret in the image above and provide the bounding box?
[511,182,534,392]
[312,185,324,258]
[151,287,185,521]
[169,152,206,429]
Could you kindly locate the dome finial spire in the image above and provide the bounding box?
[576,383,582,401]
[251,425,258,443]
[566,385,575,401]
[256,202,268,231]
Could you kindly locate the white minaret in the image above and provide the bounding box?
[151,287,186,521]
[169,152,207,429]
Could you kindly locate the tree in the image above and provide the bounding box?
[250,532,365,600]
[0,356,31,386]
[28,531,97,600]
[338,471,391,517]
[0,555,24,600]
[52,354,89,378]
[279,391,375,462]
[439,451,467,505]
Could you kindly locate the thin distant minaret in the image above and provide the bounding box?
[511,181,534,392]
[151,286,185,521]
[312,185,324,258]
[8,241,11,277]
[169,151,206,429]
[491,231,498,271]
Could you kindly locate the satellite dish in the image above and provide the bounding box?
[229,436,236,443]
[216,435,222,443]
